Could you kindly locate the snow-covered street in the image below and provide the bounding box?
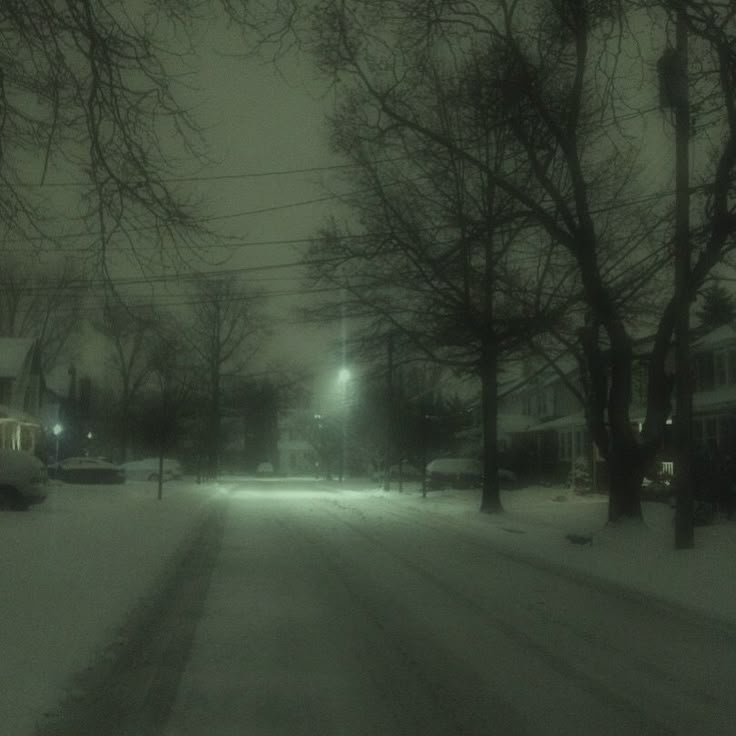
[5,478,736,735]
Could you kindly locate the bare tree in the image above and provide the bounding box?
[304,39,579,511]
[142,320,198,498]
[268,0,736,526]
[0,253,88,373]
[93,299,159,462]
[182,274,269,477]
[0,2,245,278]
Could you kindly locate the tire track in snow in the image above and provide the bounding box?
[271,509,531,736]
[304,496,731,735]
[35,500,227,736]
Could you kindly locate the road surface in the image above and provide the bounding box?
[42,479,736,735]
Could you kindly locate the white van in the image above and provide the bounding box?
[0,448,48,510]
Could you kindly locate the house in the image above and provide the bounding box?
[497,354,596,482]
[0,338,45,453]
[276,409,319,477]
[497,325,736,484]
[691,324,736,451]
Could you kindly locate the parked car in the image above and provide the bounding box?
[426,458,483,489]
[425,458,518,490]
[0,448,48,510]
[51,457,125,485]
[121,457,183,482]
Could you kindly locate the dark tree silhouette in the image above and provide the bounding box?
[250,0,736,524]
[696,283,736,330]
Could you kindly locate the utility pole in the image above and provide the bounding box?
[383,333,394,491]
[672,7,694,549]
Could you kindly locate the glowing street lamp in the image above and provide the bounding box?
[52,423,63,464]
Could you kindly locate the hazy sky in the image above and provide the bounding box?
[181,20,345,372]
[63,16,348,385]
[189,26,343,372]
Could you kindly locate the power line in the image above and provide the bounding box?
[2,158,411,189]
[1,105,668,192]
[0,177,707,254]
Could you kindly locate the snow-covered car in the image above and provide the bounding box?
[0,448,48,510]
[121,458,183,482]
[425,458,518,490]
[426,458,483,489]
[51,457,125,485]
[372,463,424,482]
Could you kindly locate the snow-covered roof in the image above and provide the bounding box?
[497,413,539,434]
[531,411,587,431]
[0,337,35,378]
[0,403,42,426]
[693,324,736,350]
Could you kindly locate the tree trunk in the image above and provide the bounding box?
[120,403,130,464]
[673,11,694,550]
[606,434,644,521]
[595,315,645,522]
[479,346,502,513]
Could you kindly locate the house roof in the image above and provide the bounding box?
[693,324,736,350]
[530,412,588,431]
[497,413,540,434]
[693,385,736,413]
[0,404,43,426]
[0,338,35,378]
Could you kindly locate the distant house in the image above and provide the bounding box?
[0,337,45,453]
[277,409,319,477]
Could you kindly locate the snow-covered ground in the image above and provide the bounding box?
[368,482,736,626]
[0,478,226,736]
[2,476,734,735]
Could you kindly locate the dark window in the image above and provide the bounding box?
[692,419,703,447]
[719,416,731,448]
[705,417,718,449]
[695,353,715,391]
[715,352,728,386]
[729,351,736,384]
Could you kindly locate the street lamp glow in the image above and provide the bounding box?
[52,423,63,465]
